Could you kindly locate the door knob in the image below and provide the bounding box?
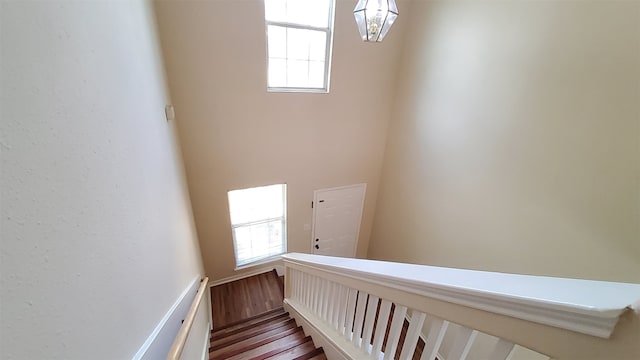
[315,244,319,249]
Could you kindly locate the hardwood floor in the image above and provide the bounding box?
[211,270,284,330]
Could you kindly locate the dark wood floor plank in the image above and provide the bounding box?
[212,311,288,341]
[291,346,324,360]
[211,318,295,350]
[210,270,284,330]
[211,318,296,353]
[307,353,327,360]
[246,334,312,360]
[221,330,306,360]
[213,307,285,334]
[210,322,298,358]
[264,339,315,360]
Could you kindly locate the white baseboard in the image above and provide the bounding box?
[132,275,202,360]
[209,266,278,287]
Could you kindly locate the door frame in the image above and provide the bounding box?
[310,183,367,257]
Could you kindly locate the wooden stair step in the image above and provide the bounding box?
[263,338,315,360]
[291,346,325,360]
[210,316,295,347]
[217,330,308,360]
[241,334,312,360]
[210,325,303,360]
[210,321,298,358]
[212,308,287,340]
[213,307,285,332]
[306,354,327,360]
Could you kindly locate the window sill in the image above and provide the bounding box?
[267,87,329,94]
[235,254,284,271]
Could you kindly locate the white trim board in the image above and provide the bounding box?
[201,322,211,360]
[132,275,202,360]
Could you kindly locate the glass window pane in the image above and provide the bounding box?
[308,31,326,61]
[287,59,309,88]
[267,25,286,59]
[308,61,325,88]
[264,0,287,23]
[228,184,284,224]
[268,58,287,88]
[234,219,284,266]
[267,0,330,28]
[305,0,331,27]
[287,28,310,61]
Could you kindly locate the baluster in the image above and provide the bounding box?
[322,280,330,323]
[361,295,379,352]
[325,280,332,322]
[291,270,297,301]
[312,276,320,314]
[300,273,309,309]
[371,300,392,359]
[344,288,358,340]
[316,277,324,316]
[325,281,335,323]
[336,285,349,335]
[306,274,312,310]
[352,291,369,347]
[318,278,328,319]
[327,282,337,328]
[399,310,426,360]
[296,271,302,302]
[331,283,343,328]
[383,304,407,360]
[420,318,449,360]
[299,272,305,304]
[490,339,515,360]
[447,326,477,360]
[307,273,314,309]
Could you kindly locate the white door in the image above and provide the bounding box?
[311,184,366,257]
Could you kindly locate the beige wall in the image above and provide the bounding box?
[154,0,406,280]
[0,1,205,358]
[368,0,640,283]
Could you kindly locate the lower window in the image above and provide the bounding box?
[227,184,287,267]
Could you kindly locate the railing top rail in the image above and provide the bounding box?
[282,253,640,338]
[166,277,209,360]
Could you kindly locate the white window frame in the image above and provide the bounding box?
[264,0,336,93]
[228,184,287,269]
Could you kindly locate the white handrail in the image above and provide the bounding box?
[282,253,640,360]
[166,277,209,360]
[283,253,640,338]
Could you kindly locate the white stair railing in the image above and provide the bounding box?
[282,253,640,360]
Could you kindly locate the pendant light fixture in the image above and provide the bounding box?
[353,0,399,42]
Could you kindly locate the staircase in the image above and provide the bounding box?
[209,307,326,360]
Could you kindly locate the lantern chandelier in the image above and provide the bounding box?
[353,0,399,42]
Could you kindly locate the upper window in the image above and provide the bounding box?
[227,184,287,268]
[264,0,335,92]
